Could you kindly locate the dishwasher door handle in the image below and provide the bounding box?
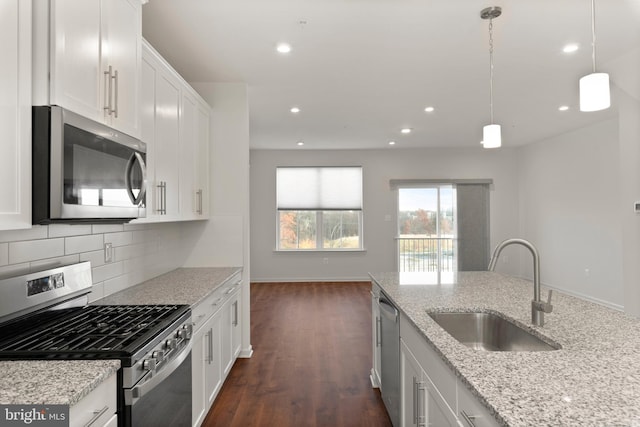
[379,297,398,321]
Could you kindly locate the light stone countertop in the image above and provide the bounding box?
[0,360,120,405]
[369,271,640,427]
[95,267,242,306]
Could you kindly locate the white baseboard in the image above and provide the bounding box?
[239,345,253,358]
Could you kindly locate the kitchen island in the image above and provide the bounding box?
[370,271,640,426]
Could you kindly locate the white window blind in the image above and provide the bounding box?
[276,167,363,210]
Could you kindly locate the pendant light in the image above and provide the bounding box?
[579,0,610,112]
[480,7,502,149]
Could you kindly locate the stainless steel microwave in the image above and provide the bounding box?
[32,106,146,224]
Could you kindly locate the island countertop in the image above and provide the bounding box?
[369,271,640,427]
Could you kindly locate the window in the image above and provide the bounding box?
[277,167,363,250]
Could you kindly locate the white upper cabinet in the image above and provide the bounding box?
[180,90,210,220]
[0,0,32,230]
[140,42,182,222]
[138,39,210,224]
[34,0,141,138]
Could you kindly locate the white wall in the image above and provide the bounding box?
[250,147,520,282]
[0,222,192,302]
[182,83,252,356]
[517,119,623,309]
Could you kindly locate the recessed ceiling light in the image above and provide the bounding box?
[400,128,412,134]
[297,141,304,146]
[276,43,292,54]
[424,106,435,113]
[563,44,579,53]
[558,105,570,111]
[290,107,300,113]
[388,141,396,146]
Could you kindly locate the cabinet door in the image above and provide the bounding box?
[205,312,223,406]
[425,381,458,427]
[154,72,182,219]
[0,0,31,230]
[191,326,207,427]
[195,102,210,218]
[230,291,241,359]
[400,340,424,427]
[220,296,234,376]
[140,53,158,221]
[180,91,198,220]
[101,0,141,138]
[49,0,102,121]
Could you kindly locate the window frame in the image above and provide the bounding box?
[275,166,365,252]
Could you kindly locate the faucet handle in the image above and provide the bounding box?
[542,290,554,313]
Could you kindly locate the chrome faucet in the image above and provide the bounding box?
[488,238,553,326]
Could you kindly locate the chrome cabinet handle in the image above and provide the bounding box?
[84,406,109,427]
[232,300,238,326]
[157,181,167,214]
[375,316,381,347]
[103,66,113,114]
[417,382,426,427]
[413,376,419,425]
[460,410,477,427]
[207,329,213,364]
[196,189,203,214]
[113,69,118,118]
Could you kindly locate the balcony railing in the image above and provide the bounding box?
[397,237,455,272]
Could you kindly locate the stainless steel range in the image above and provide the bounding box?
[0,262,192,427]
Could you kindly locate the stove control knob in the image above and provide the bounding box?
[177,326,191,339]
[165,339,176,350]
[152,350,165,362]
[143,358,157,371]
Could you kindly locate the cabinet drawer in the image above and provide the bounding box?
[70,373,117,427]
[191,273,242,333]
[457,382,500,427]
[192,287,225,332]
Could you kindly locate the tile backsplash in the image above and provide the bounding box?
[0,222,191,302]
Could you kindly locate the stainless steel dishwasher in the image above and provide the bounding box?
[379,293,400,427]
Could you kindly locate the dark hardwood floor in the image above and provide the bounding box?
[202,281,393,427]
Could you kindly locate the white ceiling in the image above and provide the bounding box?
[141,0,640,150]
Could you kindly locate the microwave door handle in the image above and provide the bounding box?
[125,152,147,205]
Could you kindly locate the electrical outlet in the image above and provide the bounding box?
[323,258,329,265]
[104,243,113,263]
[584,268,590,277]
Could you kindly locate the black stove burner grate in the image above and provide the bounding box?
[0,305,189,355]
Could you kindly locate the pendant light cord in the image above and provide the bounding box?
[591,0,597,73]
[489,18,495,124]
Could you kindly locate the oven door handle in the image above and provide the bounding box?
[125,152,147,206]
[128,339,192,404]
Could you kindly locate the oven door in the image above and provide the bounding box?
[125,341,192,427]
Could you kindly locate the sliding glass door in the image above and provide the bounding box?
[397,185,456,274]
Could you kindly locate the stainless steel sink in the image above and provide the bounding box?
[428,311,560,351]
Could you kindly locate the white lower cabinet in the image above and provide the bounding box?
[401,340,458,427]
[191,272,243,427]
[399,312,499,427]
[69,373,117,427]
